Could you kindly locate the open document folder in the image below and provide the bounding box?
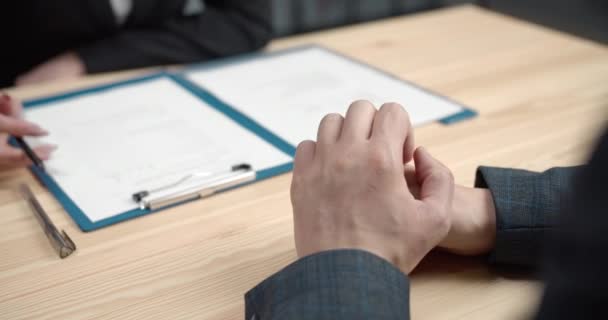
[24,75,293,231]
[23,46,475,231]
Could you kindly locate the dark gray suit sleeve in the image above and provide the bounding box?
[245,250,410,320]
[534,129,608,320]
[77,0,273,73]
[475,166,581,268]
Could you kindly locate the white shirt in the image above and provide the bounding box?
[109,0,133,25]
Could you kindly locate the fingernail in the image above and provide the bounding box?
[37,145,58,159]
[30,124,49,135]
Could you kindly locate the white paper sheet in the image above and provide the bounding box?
[25,78,292,222]
[186,47,465,146]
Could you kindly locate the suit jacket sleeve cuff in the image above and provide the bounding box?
[245,249,410,320]
[475,166,579,268]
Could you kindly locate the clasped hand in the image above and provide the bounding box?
[291,101,455,273]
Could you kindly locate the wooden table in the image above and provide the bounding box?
[2,5,607,319]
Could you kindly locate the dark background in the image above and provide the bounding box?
[272,0,608,44]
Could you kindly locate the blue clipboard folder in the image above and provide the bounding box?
[23,73,294,232]
[22,46,476,232]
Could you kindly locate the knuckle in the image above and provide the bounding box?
[321,113,343,123]
[318,113,343,133]
[333,156,353,172]
[368,146,393,173]
[431,166,454,183]
[296,140,313,149]
[379,103,412,129]
[296,140,314,154]
[380,102,407,118]
[380,102,404,113]
[349,100,375,112]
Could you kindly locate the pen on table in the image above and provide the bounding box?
[14,137,46,171]
[19,184,76,259]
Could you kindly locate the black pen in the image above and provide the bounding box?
[14,137,46,171]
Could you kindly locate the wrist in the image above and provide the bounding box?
[440,186,496,255]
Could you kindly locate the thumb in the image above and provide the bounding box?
[0,114,48,137]
[414,147,454,211]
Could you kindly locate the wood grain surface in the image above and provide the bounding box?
[1,5,607,320]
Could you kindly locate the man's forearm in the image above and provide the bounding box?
[439,166,581,269]
[476,166,581,268]
[246,250,410,320]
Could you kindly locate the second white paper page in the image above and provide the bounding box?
[187,47,464,146]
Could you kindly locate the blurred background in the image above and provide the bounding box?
[3,0,606,88]
[272,0,608,44]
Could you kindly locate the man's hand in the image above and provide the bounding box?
[16,51,85,87]
[404,164,497,256]
[0,94,56,169]
[291,101,454,274]
[439,186,497,255]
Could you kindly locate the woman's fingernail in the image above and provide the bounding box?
[31,124,49,135]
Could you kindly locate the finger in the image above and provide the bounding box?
[414,146,454,211]
[0,94,24,118]
[293,140,316,175]
[0,147,29,166]
[0,114,48,136]
[371,102,414,163]
[340,100,377,141]
[33,144,58,160]
[316,113,344,154]
[0,144,56,167]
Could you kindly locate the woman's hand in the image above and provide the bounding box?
[0,94,56,169]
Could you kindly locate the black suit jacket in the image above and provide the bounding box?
[245,127,608,319]
[1,0,272,88]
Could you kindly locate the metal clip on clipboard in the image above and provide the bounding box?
[132,164,256,211]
